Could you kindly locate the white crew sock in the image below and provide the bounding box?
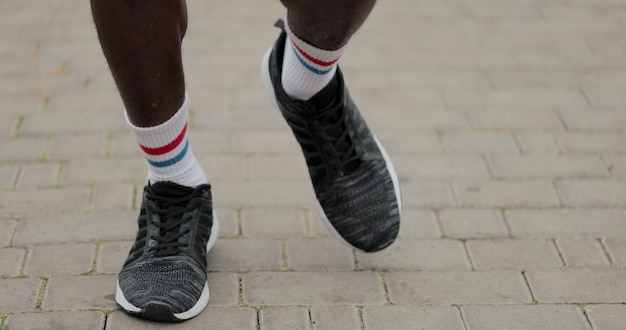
[125,94,207,187]
[281,19,347,101]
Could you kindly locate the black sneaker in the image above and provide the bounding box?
[261,20,401,253]
[115,181,219,322]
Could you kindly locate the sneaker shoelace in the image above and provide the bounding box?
[296,103,364,177]
[147,190,198,257]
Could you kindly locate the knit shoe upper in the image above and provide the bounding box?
[115,181,218,321]
[262,20,402,252]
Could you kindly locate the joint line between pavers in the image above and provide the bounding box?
[461,239,476,271]
[379,271,393,306]
[357,306,366,330]
[597,238,616,266]
[580,304,596,330]
[456,305,469,330]
[521,271,538,303]
[551,238,567,267]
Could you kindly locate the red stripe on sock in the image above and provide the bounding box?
[291,38,340,67]
[139,122,188,156]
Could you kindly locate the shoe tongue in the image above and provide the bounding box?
[150,181,195,199]
[307,74,340,110]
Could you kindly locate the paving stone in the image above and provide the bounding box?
[233,130,301,154]
[556,180,626,207]
[439,209,508,239]
[560,109,626,130]
[5,311,105,330]
[604,155,626,179]
[47,133,107,160]
[311,306,361,330]
[586,304,626,330]
[603,238,626,267]
[41,275,117,310]
[516,132,561,154]
[556,238,610,268]
[0,186,91,218]
[213,180,310,207]
[241,207,307,238]
[247,155,308,180]
[13,210,137,245]
[24,243,95,276]
[444,89,588,109]
[215,207,239,237]
[362,108,469,129]
[469,109,562,129]
[526,269,626,303]
[207,238,282,271]
[454,181,559,208]
[462,305,590,330]
[286,238,354,270]
[466,239,563,270]
[0,248,25,278]
[357,239,470,271]
[243,271,386,305]
[555,132,626,153]
[97,241,132,274]
[399,182,455,208]
[506,209,626,238]
[488,155,609,179]
[0,164,18,188]
[442,131,520,154]
[0,278,40,312]
[393,155,490,181]
[20,110,127,135]
[0,137,46,162]
[397,209,441,239]
[260,307,310,330]
[206,272,240,307]
[196,154,248,181]
[105,307,257,330]
[0,219,16,247]
[62,158,146,184]
[364,306,465,330]
[91,183,134,211]
[16,162,61,188]
[386,271,531,305]
[374,130,444,154]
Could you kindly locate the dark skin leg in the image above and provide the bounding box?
[281,0,377,49]
[90,0,375,127]
[91,0,188,127]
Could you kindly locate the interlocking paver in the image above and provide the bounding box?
[556,238,610,268]
[105,307,258,330]
[0,165,18,188]
[386,271,532,305]
[396,209,441,239]
[462,305,590,330]
[96,241,132,274]
[0,187,91,218]
[469,109,562,130]
[0,278,41,312]
[516,132,561,154]
[526,269,626,303]
[24,243,95,276]
[47,133,107,160]
[439,209,508,239]
[41,275,117,310]
[243,271,386,305]
[399,182,455,208]
[393,155,490,180]
[506,209,626,238]
[356,239,470,271]
[603,238,626,267]
[15,162,61,188]
[241,206,307,238]
[311,306,361,330]
[260,307,310,330]
[556,180,626,207]
[0,247,25,278]
[454,181,560,208]
[585,304,626,330]
[5,311,105,330]
[442,131,520,154]
[0,219,16,247]
[286,238,354,270]
[487,155,609,179]
[363,306,465,330]
[207,238,282,271]
[466,239,563,270]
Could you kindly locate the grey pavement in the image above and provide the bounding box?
[1,0,626,329]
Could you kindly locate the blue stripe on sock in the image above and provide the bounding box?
[146,140,189,168]
[290,42,335,75]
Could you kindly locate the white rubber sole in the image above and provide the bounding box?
[261,47,402,253]
[115,213,220,321]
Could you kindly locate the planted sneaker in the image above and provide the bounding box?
[115,181,219,322]
[261,20,401,252]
